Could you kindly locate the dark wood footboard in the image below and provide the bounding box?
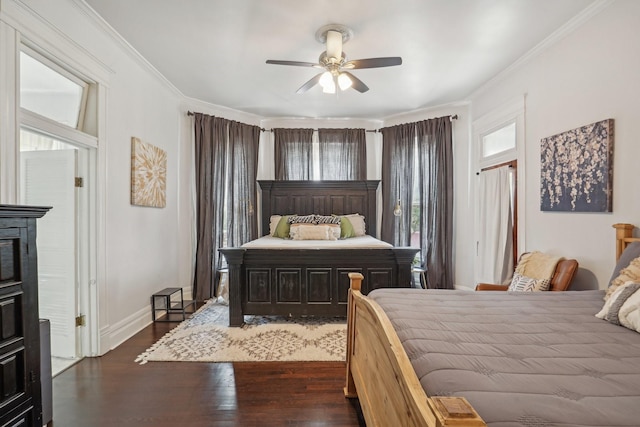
[219,247,418,326]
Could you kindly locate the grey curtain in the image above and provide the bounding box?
[417,116,453,289]
[380,123,415,246]
[317,128,366,180]
[193,113,227,301]
[192,114,261,301]
[227,121,261,246]
[274,128,313,180]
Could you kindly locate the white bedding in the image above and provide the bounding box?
[241,235,393,249]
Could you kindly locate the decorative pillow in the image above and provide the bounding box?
[327,223,341,240]
[605,256,640,301]
[345,214,366,236]
[269,215,282,236]
[288,214,316,225]
[608,242,640,288]
[507,272,551,292]
[596,281,640,333]
[314,215,342,225]
[273,215,293,239]
[339,216,356,239]
[290,224,338,241]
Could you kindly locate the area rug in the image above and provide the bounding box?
[135,301,347,363]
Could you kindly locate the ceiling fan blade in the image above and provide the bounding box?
[266,60,323,68]
[343,57,403,69]
[341,71,369,93]
[296,73,323,94]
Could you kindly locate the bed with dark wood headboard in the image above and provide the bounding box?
[219,180,418,327]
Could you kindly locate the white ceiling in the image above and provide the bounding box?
[83,0,596,120]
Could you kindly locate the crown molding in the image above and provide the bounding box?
[182,96,264,125]
[469,0,615,100]
[382,100,470,126]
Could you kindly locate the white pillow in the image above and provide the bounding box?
[507,272,551,292]
[290,224,338,241]
[269,215,282,236]
[605,256,640,301]
[596,282,629,318]
[345,214,366,236]
[327,224,341,240]
[596,281,640,333]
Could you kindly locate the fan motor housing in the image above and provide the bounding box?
[315,24,353,45]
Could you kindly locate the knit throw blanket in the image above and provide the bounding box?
[515,251,562,280]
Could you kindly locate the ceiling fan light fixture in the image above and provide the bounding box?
[322,84,336,94]
[319,71,333,89]
[322,78,336,94]
[266,23,401,95]
[338,73,352,90]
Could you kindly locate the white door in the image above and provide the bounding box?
[21,149,78,359]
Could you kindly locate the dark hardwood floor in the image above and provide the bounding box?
[53,312,365,427]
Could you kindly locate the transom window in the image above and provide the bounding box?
[20,48,88,129]
[482,122,516,159]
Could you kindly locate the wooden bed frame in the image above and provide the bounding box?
[343,223,640,427]
[219,180,419,327]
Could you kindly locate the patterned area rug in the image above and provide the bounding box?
[135,301,347,363]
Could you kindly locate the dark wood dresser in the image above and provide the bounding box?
[0,205,49,427]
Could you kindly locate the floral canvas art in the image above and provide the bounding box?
[131,137,167,208]
[540,119,614,212]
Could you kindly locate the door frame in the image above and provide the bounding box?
[1,3,110,357]
[472,97,526,280]
[20,116,98,359]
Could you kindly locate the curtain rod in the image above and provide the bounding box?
[260,128,379,133]
[186,111,458,133]
[476,163,514,175]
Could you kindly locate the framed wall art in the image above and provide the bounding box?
[131,137,167,208]
[540,119,614,212]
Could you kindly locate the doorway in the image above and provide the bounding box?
[19,129,89,375]
[473,108,523,286]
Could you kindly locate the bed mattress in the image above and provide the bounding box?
[368,289,640,427]
[241,235,393,249]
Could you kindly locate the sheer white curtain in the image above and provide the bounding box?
[475,166,513,284]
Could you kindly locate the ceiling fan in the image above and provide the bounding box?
[266,24,402,94]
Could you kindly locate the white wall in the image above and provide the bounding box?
[470,0,640,290]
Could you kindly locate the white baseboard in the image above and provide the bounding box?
[101,286,193,353]
[104,306,152,352]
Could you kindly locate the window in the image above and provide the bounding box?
[274,128,366,180]
[482,122,516,158]
[410,143,420,248]
[20,49,88,129]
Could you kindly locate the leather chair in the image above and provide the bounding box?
[475,258,579,292]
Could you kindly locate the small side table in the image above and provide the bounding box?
[151,287,195,322]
